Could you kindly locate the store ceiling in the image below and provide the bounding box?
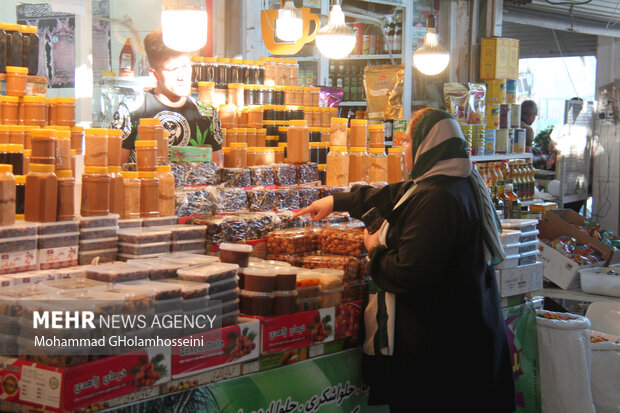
[504,0,620,25]
[502,21,597,58]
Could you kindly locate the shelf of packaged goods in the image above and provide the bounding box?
[295,56,318,62]
[338,54,402,61]
[339,101,367,106]
[472,153,533,162]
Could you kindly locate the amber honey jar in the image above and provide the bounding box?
[30,128,55,165]
[84,128,108,166]
[135,140,158,171]
[81,166,110,217]
[1,95,20,124]
[22,95,46,126]
[54,97,76,127]
[5,66,27,97]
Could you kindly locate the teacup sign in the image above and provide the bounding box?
[261,7,320,55]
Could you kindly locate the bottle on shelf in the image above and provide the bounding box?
[504,182,521,219]
[393,12,402,54]
[496,171,511,220]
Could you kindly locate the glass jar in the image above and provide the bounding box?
[309,127,322,143]
[348,147,369,183]
[0,25,6,74]
[369,124,385,148]
[302,87,312,107]
[221,128,228,147]
[139,171,160,218]
[156,165,175,217]
[256,128,266,147]
[311,107,321,128]
[22,95,46,126]
[215,57,230,88]
[1,95,19,124]
[5,24,22,67]
[275,105,287,123]
[54,97,76,127]
[263,105,276,121]
[198,81,215,105]
[293,86,304,106]
[257,60,266,84]
[6,144,23,175]
[70,126,84,155]
[81,166,110,217]
[248,106,263,128]
[275,145,285,163]
[249,60,259,84]
[247,147,257,167]
[5,66,27,97]
[369,148,388,183]
[84,128,108,167]
[277,58,288,86]
[0,164,15,226]
[23,149,30,174]
[288,59,299,86]
[320,107,331,127]
[303,107,312,126]
[319,142,329,164]
[8,125,25,146]
[222,147,232,168]
[228,83,244,107]
[266,135,278,148]
[262,57,277,86]
[107,165,124,216]
[227,128,238,144]
[30,128,55,165]
[388,147,406,183]
[54,131,72,171]
[25,163,57,222]
[350,119,368,148]
[326,146,349,187]
[218,104,237,129]
[20,25,39,76]
[15,174,25,216]
[121,171,141,219]
[55,169,75,221]
[330,118,348,146]
[284,87,295,105]
[264,87,275,105]
[236,128,248,144]
[238,108,248,128]
[321,127,330,143]
[191,56,202,86]
[46,97,55,126]
[278,126,288,144]
[310,87,320,106]
[265,148,275,164]
[309,142,319,164]
[287,120,309,164]
[246,128,257,147]
[254,147,265,165]
[241,59,252,84]
[204,57,216,82]
[243,84,254,106]
[229,142,248,167]
[135,140,158,171]
[318,164,326,185]
[230,59,243,84]
[0,126,7,144]
[107,129,123,167]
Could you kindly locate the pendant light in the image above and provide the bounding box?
[413,15,449,76]
[275,1,303,42]
[161,0,208,52]
[315,1,356,60]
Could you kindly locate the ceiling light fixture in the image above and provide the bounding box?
[275,1,303,42]
[413,15,450,76]
[161,0,208,52]
[315,2,356,60]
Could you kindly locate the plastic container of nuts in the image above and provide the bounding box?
[177,263,240,284]
[316,227,366,257]
[266,228,316,255]
[85,262,150,283]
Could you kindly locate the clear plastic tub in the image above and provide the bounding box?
[519,229,539,243]
[312,268,344,289]
[78,237,118,252]
[123,259,184,280]
[501,219,538,233]
[160,252,220,267]
[242,266,277,292]
[117,252,161,262]
[118,218,143,229]
[518,250,538,266]
[171,239,206,253]
[240,290,274,316]
[79,225,119,240]
[79,214,120,229]
[142,216,178,227]
[117,227,172,244]
[500,229,521,246]
[518,240,539,254]
[178,263,239,283]
[0,333,17,354]
[320,286,343,308]
[296,296,321,312]
[0,236,37,254]
[39,220,79,236]
[502,243,520,256]
[208,288,239,304]
[0,222,38,239]
[126,280,183,301]
[274,290,297,315]
[159,279,210,299]
[218,243,253,268]
[222,310,239,326]
[300,255,357,281]
[0,284,55,333]
[274,266,297,291]
[209,298,240,315]
[85,262,149,282]
[78,248,117,265]
[118,241,171,256]
[159,225,207,241]
[89,284,154,323]
[154,297,183,314]
[183,295,207,312]
[496,254,520,269]
[43,277,104,291]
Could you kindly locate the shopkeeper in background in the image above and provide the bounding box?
[295,109,515,412]
[521,100,538,153]
[111,28,223,165]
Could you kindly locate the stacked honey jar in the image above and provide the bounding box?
[325,118,406,188]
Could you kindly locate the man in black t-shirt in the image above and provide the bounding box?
[111,29,222,165]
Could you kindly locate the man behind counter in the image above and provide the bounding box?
[111,28,223,166]
[521,100,538,153]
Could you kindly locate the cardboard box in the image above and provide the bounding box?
[480,37,520,80]
[164,362,243,393]
[538,242,603,290]
[528,202,558,218]
[334,301,362,339]
[497,261,543,297]
[170,146,212,163]
[0,346,171,412]
[539,209,620,265]
[250,307,335,355]
[171,318,260,379]
[258,347,309,371]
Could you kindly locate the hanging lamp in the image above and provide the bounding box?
[315,1,356,60]
[275,1,303,42]
[161,0,208,52]
[413,15,449,76]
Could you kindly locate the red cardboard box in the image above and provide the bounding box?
[334,301,362,339]
[171,318,260,379]
[249,307,336,355]
[0,346,171,412]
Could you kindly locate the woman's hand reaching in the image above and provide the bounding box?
[364,229,381,253]
[292,196,334,221]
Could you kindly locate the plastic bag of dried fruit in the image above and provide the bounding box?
[536,310,595,413]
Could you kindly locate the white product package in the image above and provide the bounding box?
[536,310,596,413]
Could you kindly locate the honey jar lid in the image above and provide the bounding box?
[55,97,77,104]
[84,166,108,174]
[70,149,76,156]
[230,142,248,148]
[309,142,320,148]
[318,164,326,171]
[6,144,24,153]
[241,60,253,65]
[0,164,13,173]
[278,127,289,132]
[108,129,123,136]
[228,128,238,133]
[0,144,6,151]
[331,118,348,124]
[22,96,45,103]
[85,128,109,135]
[350,119,368,125]
[135,140,158,147]
[320,107,331,111]
[138,171,156,179]
[278,142,287,148]
[15,175,25,184]
[55,129,71,139]
[3,24,19,31]
[246,128,257,133]
[0,95,19,103]
[8,125,25,132]
[369,148,385,153]
[139,118,161,125]
[30,163,55,172]
[6,66,28,74]
[230,59,243,64]
[227,83,244,88]
[266,135,278,140]
[257,128,266,133]
[56,169,73,178]
[216,57,230,63]
[349,146,367,152]
[262,105,276,111]
[289,120,308,126]
[368,124,385,130]
[388,147,404,153]
[0,126,8,132]
[157,165,172,173]
[23,149,31,156]
[203,57,216,63]
[30,128,54,138]
[19,25,37,34]
[45,97,55,104]
[320,142,330,147]
[221,128,228,133]
[222,147,231,153]
[198,81,215,87]
[108,166,122,173]
[237,128,248,133]
[254,147,266,152]
[190,56,202,62]
[309,127,322,132]
[275,146,284,152]
[330,146,347,152]
[121,171,139,179]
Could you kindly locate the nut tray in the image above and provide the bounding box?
[142,216,178,227]
[266,229,316,255]
[158,279,210,300]
[171,240,206,253]
[0,236,37,254]
[124,258,185,280]
[79,225,119,240]
[177,263,240,284]
[39,221,79,236]
[78,237,118,252]
[118,241,171,256]
[85,262,150,283]
[159,225,207,241]
[38,232,80,249]
[78,248,118,265]
[44,277,104,291]
[117,227,172,244]
[125,280,183,301]
[79,214,119,229]
[0,222,38,240]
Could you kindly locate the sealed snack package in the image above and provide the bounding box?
[364,64,405,120]
[211,187,248,213]
[247,188,277,212]
[219,168,251,188]
[319,86,344,107]
[443,83,487,125]
[249,166,275,186]
[272,164,297,186]
[296,163,319,184]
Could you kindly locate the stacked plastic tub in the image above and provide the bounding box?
[78,214,119,265]
[499,219,539,268]
[0,222,39,275]
[116,227,172,261]
[37,221,79,270]
[161,225,207,254]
